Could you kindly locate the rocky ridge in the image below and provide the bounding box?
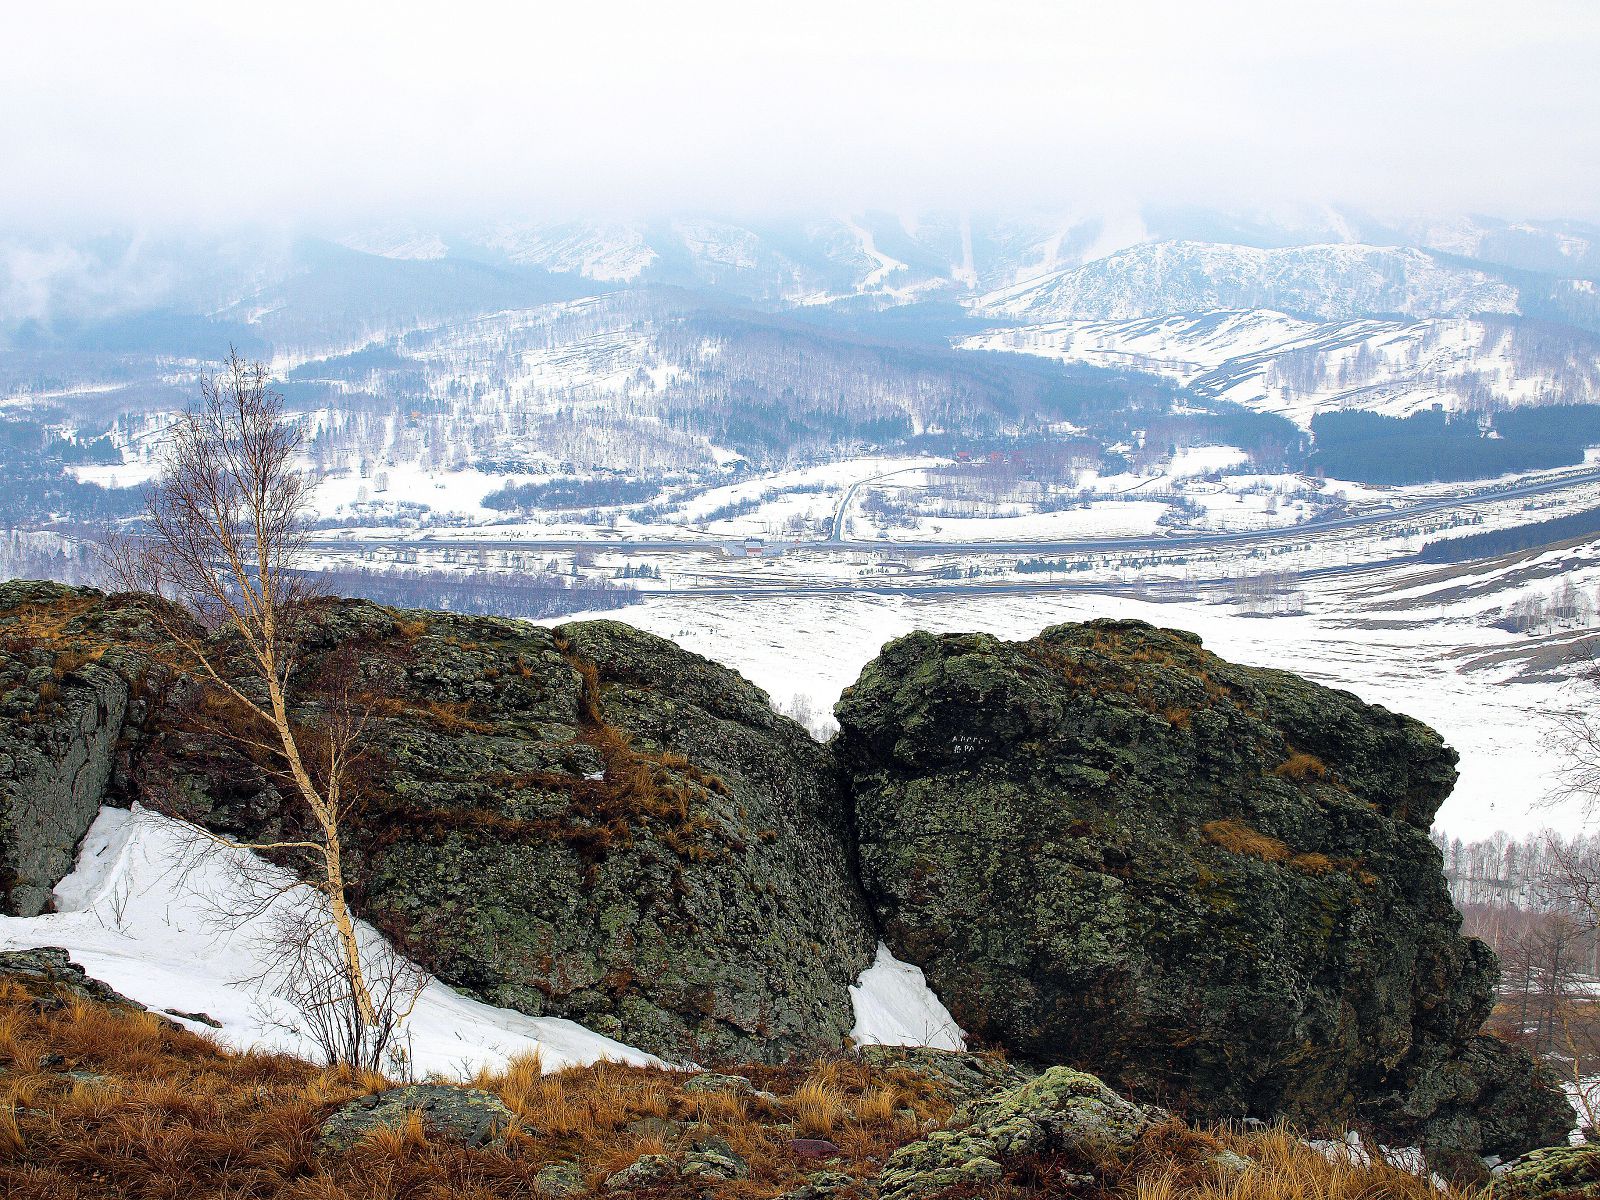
[0,581,1574,1167]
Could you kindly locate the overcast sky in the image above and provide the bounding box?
[4,0,1599,228]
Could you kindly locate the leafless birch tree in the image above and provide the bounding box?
[105,349,417,1070]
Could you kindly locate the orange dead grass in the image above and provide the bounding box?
[1272,751,1329,782]
[0,973,1482,1200]
[0,974,949,1200]
[1129,1123,1469,1200]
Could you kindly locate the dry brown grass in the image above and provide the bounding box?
[1201,821,1376,886]
[1128,1123,1470,1200]
[1273,751,1329,782]
[0,973,1481,1200]
[0,973,957,1199]
[1202,819,1294,864]
[787,1073,849,1138]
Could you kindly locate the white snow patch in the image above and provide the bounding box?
[848,942,966,1051]
[0,806,661,1077]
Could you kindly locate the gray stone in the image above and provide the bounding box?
[683,1071,758,1096]
[0,946,152,1012]
[836,620,1574,1163]
[0,583,150,916]
[603,1152,678,1191]
[1212,1149,1254,1176]
[318,1084,515,1152]
[682,1135,749,1181]
[776,1170,858,1200]
[533,1159,586,1196]
[625,1116,687,1140]
[874,1066,1165,1200]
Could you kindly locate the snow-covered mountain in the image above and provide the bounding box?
[972,241,1524,324]
[962,310,1600,428]
[331,211,1176,305]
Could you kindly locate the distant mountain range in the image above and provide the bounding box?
[6,204,1600,515]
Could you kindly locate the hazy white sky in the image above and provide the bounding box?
[4,0,1599,227]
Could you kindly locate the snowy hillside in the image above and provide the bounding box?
[0,806,663,1075]
[0,805,963,1070]
[972,241,1523,323]
[962,310,1600,427]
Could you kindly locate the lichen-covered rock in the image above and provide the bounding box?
[683,1071,777,1101]
[137,599,876,1063]
[681,1135,750,1180]
[835,620,1572,1164]
[318,1084,514,1151]
[1496,1144,1600,1199]
[533,1159,586,1196]
[776,1169,857,1200]
[0,946,151,1012]
[0,582,170,915]
[603,1152,679,1191]
[875,1066,1165,1200]
[854,1046,1036,1108]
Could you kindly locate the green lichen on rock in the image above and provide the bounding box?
[603,1152,679,1191]
[854,1046,1036,1108]
[532,1159,586,1196]
[317,1084,514,1151]
[1496,1144,1600,1199]
[876,1065,1164,1200]
[0,581,173,916]
[834,619,1572,1163]
[138,598,876,1064]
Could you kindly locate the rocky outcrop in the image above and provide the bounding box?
[318,1084,515,1151]
[854,1046,1036,1107]
[140,600,876,1063]
[834,619,1572,1163]
[876,1066,1165,1200]
[0,582,166,916]
[1,580,1572,1167]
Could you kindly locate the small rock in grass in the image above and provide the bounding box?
[534,1159,585,1197]
[164,1009,223,1029]
[318,1084,515,1152]
[683,1071,757,1096]
[776,1169,858,1200]
[603,1153,679,1191]
[790,1137,843,1161]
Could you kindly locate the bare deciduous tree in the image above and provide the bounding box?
[104,349,416,1070]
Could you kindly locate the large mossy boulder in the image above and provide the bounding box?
[0,582,169,916]
[136,600,876,1063]
[834,619,1572,1163]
